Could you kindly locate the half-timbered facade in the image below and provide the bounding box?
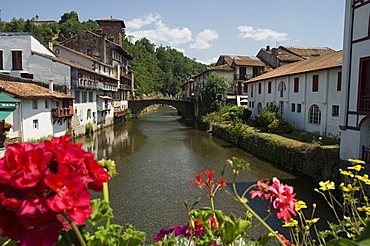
[340,0,370,161]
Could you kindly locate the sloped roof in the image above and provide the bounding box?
[215,55,234,66]
[284,46,335,58]
[33,51,118,81]
[207,64,233,72]
[232,56,266,67]
[246,50,343,83]
[0,80,72,99]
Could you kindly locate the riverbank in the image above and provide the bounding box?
[208,122,342,183]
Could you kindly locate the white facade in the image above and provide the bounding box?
[247,67,342,138]
[4,96,68,141]
[0,33,70,86]
[340,0,370,160]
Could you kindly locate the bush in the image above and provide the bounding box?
[268,118,293,134]
[85,122,94,136]
[255,107,278,131]
[227,106,251,123]
[124,109,133,121]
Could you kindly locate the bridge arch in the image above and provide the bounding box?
[128,99,195,121]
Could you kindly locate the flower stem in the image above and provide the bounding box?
[62,213,87,246]
[103,182,111,227]
[210,196,215,212]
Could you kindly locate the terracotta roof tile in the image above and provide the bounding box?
[284,46,335,58]
[232,56,266,67]
[246,50,343,83]
[0,80,72,99]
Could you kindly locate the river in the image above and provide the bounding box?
[78,106,333,242]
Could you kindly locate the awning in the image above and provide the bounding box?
[0,93,19,120]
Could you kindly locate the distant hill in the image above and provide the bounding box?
[0,11,207,96]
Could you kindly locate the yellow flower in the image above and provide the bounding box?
[319,180,335,191]
[356,174,370,185]
[357,206,370,215]
[268,231,278,237]
[340,183,360,192]
[283,219,298,228]
[348,159,365,165]
[295,200,307,211]
[348,165,364,171]
[306,218,320,225]
[339,169,354,177]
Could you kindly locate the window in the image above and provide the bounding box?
[75,91,80,103]
[278,81,286,97]
[309,104,321,124]
[312,75,319,92]
[268,81,272,94]
[87,109,92,119]
[32,100,38,110]
[45,100,49,109]
[332,105,339,117]
[279,101,284,116]
[250,85,254,97]
[297,104,302,113]
[294,78,299,93]
[359,57,370,111]
[258,83,261,94]
[0,50,3,70]
[33,119,39,129]
[82,91,87,103]
[257,102,262,113]
[243,84,248,93]
[337,71,342,91]
[89,92,93,102]
[11,50,22,70]
[291,103,295,112]
[252,101,255,108]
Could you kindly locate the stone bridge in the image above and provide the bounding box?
[128,99,195,120]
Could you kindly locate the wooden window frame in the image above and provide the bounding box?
[268,81,272,94]
[312,75,319,92]
[11,50,22,70]
[294,78,299,93]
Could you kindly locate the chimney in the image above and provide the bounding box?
[266,45,270,51]
[49,80,54,94]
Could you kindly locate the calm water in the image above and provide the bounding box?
[78,107,332,241]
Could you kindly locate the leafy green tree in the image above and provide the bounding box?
[201,74,229,114]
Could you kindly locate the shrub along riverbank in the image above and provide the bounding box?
[207,120,340,183]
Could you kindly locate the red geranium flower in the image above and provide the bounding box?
[189,170,226,198]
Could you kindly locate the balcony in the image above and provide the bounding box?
[52,106,73,118]
[97,95,112,111]
[360,94,370,111]
[234,74,253,81]
[72,79,99,89]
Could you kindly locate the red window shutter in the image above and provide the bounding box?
[12,51,22,70]
[312,75,319,92]
[0,51,3,70]
[268,81,271,93]
[294,78,299,93]
[337,71,342,91]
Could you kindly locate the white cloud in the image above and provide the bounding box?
[126,14,193,46]
[126,13,161,30]
[196,56,219,65]
[191,29,219,50]
[238,25,288,41]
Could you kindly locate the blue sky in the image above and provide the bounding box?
[1,0,345,64]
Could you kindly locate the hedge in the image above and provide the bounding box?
[211,123,341,182]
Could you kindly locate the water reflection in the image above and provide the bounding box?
[76,106,333,242]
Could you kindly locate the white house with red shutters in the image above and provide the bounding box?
[245,51,343,138]
[340,0,370,161]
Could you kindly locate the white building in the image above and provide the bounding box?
[246,51,343,138]
[0,79,73,141]
[340,0,370,161]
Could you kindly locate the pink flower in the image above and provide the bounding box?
[250,179,270,199]
[268,178,297,221]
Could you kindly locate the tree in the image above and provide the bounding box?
[201,74,229,114]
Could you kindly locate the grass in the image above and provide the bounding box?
[281,130,339,146]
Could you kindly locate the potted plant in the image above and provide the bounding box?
[4,122,12,131]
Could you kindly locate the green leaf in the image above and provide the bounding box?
[356,221,370,242]
[325,238,360,246]
[88,199,113,226]
[256,234,271,246]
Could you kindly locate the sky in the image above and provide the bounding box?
[0,0,346,64]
